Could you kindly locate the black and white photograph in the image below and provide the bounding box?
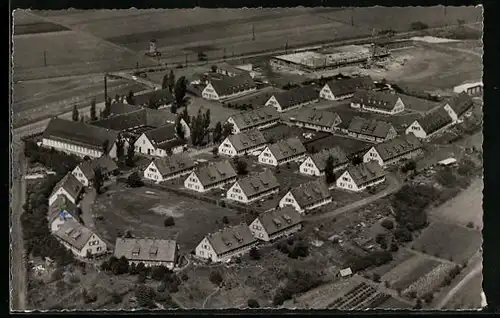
[10,5,484,311]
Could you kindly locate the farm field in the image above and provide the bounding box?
[92,184,244,253]
[444,270,483,310]
[411,221,482,264]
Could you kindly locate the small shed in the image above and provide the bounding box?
[438,158,457,166]
[339,267,353,277]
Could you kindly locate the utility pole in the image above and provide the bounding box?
[104,73,108,102]
[252,24,255,41]
[351,8,354,26]
[223,48,226,61]
[43,50,47,67]
[185,54,188,68]
[285,40,288,53]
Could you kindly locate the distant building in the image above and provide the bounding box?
[131,88,174,109]
[134,124,185,157]
[184,160,237,193]
[258,137,307,166]
[335,162,385,192]
[453,81,483,96]
[144,153,196,183]
[218,129,267,157]
[443,92,475,123]
[351,89,405,115]
[42,118,119,159]
[249,206,302,242]
[265,86,319,112]
[290,109,342,133]
[201,73,257,101]
[363,134,423,168]
[114,238,179,269]
[405,106,454,140]
[215,62,259,79]
[54,219,107,258]
[299,147,349,176]
[47,195,81,233]
[48,172,84,206]
[347,116,397,143]
[279,179,332,214]
[226,170,280,204]
[226,108,280,133]
[195,224,258,263]
[319,76,375,101]
[72,156,118,187]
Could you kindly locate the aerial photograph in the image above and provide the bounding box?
[10,6,484,311]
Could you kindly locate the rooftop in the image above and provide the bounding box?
[194,160,237,187]
[257,206,302,236]
[235,169,280,197]
[152,153,196,176]
[54,219,96,251]
[114,237,178,263]
[206,223,257,256]
[289,179,331,208]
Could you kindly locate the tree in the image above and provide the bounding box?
[372,273,381,283]
[212,146,219,157]
[102,140,110,156]
[170,102,178,114]
[222,216,229,224]
[162,73,169,89]
[401,160,417,173]
[414,298,422,309]
[126,139,136,166]
[126,90,135,105]
[127,171,144,188]
[249,247,261,260]
[180,107,189,125]
[147,97,160,109]
[247,299,260,308]
[174,76,187,106]
[112,256,129,275]
[175,116,185,140]
[116,138,125,162]
[352,155,363,165]
[164,216,175,227]
[151,266,168,281]
[213,121,223,143]
[222,122,234,138]
[90,98,97,121]
[325,155,336,184]
[381,218,394,230]
[203,109,211,132]
[72,105,79,122]
[102,97,112,119]
[289,240,309,259]
[211,65,218,73]
[410,21,429,30]
[209,271,223,286]
[197,51,207,61]
[135,284,156,308]
[167,69,175,92]
[114,94,120,104]
[233,157,248,175]
[392,184,438,230]
[93,167,103,194]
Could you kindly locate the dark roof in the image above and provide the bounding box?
[209,73,256,97]
[77,156,118,179]
[48,195,80,224]
[109,103,142,116]
[446,92,474,117]
[289,179,331,208]
[156,139,186,151]
[272,86,318,110]
[50,172,84,201]
[325,75,375,97]
[206,224,257,256]
[91,108,177,131]
[44,118,119,151]
[348,116,395,139]
[344,161,385,186]
[114,238,177,263]
[417,106,454,134]
[54,219,98,251]
[144,124,176,145]
[132,88,174,106]
[195,160,237,187]
[292,109,341,128]
[336,112,356,130]
[257,206,302,236]
[234,170,279,198]
[229,107,280,131]
[152,153,196,176]
[352,89,400,111]
[226,129,267,152]
[310,147,349,171]
[216,62,249,76]
[268,137,307,162]
[373,134,422,161]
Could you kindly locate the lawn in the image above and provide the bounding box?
[444,270,484,310]
[92,184,244,253]
[411,221,482,264]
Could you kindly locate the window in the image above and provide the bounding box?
[199,250,204,256]
[97,247,102,252]
[239,196,243,200]
[343,177,349,181]
[143,140,145,144]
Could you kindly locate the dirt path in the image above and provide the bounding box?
[202,286,221,309]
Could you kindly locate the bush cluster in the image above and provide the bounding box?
[272,270,322,306]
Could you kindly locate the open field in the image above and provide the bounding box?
[411,221,482,264]
[444,270,483,310]
[93,184,243,252]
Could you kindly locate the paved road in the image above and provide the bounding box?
[10,136,28,311]
[306,173,402,222]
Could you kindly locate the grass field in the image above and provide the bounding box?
[381,252,441,289]
[444,270,483,310]
[377,296,414,309]
[411,221,482,264]
[93,184,244,252]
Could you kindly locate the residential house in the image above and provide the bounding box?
[279,179,332,214]
[54,219,107,258]
[218,129,267,157]
[226,170,280,204]
[347,116,397,143]
[144,153,196,182]
[72,156,118,187]
[363,134,423,167]
[134,124,185,157]
[453,81,483,96]
[184,160,237,193]
[249,206,302,242]
[114,238,179,269]
[258,137,307,166]
[265,86,319,112]
[195,224,258,263]
[405,106,454,140]
[201,73,257,101]
[442,92,475,123]
[319,75,375,100]
[42,118,119,159]
[290,109,342,133]
[130,88,174,109]
[47,195,81,233]
[299,147,349,176]
[226,108,280,133]
[335,161,386,192]
[48,172,84,206]
[351,89,405,115]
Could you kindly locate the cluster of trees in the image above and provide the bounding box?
[24,140,81,176]
[324,155,341,184]
[391,83,442,102]
[400,160,417,174]
[190,109,211,146]
[392,184,439,231]
[275,237,309,259]
[272,270,323,306]
[212,121,234,144]
[232,157,248,175]
[224,102,254,111]
[127,171,144,188]
[209,271,224,286]
[349,250,393,272]
[161,70,176,92]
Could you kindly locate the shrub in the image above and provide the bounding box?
[390,242,399,252]
[375,233,386,245]
[423,292,434,304]
[137,271,147,283]
[435,168,457,188]
[168,283,179,293]
[408,290,417,299]
[111,292,123,304]
[209,271,223,286]
[288,240,309,259]
[410,21,429,30]
[381,219,394,230]
[247,298,260,308]
[372,273,381,283]
[249,247,261,260]
[135,284,156,308]
[151,266,168,281]
[222,216,229,224]
[51,268,64,282]
[394,227,413,243]
[127,171,144,188]
[414,298,423,309]
[466,222,474,228]
[181,273,189,281]
[164,216,175,227]
[112,256,129,275]
[128,263,137,275]
[276,242,290,254]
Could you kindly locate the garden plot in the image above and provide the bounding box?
[411,221,482,264]
[381,252,440,290]
[402,262,455,298]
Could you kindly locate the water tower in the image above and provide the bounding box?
[146,39,161,57]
